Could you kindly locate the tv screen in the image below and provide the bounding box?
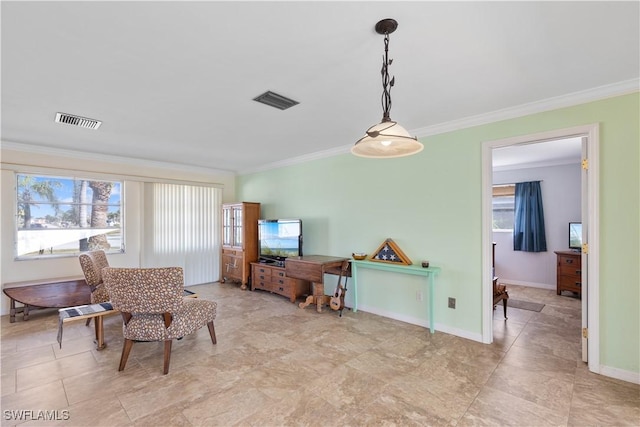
[569,222,582,250]
[258,219,302,261]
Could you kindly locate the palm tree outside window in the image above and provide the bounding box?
[16,173,123,259]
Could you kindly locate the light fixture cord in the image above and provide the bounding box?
[380,32,394,123]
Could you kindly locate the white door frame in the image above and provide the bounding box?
[481,124,600,373]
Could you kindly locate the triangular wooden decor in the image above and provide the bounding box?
[370,238,412,265]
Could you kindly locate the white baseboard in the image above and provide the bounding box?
[355,304,483,343]
[596,364,640,385]
[500,279,555,290]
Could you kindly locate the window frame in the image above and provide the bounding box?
[492,184,515,232]
[15,172,125,260]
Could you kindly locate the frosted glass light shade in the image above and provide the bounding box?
[352,120,424,158]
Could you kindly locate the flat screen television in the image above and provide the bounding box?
[569,222,582,251]
[258,219,302,262]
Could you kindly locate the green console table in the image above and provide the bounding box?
[350,260,441,333]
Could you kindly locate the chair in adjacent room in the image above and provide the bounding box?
[102,267,217,374]
[491,241,508,319]
[493,279,509,319]
[78,249,111,305]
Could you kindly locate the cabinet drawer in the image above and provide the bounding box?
[272,275,287,287]
[254,271,272,282]
[558,275,582,290]
[558,262,581,277]
[558,255,580,265]
[254,266,273,277]
[271,280,291,297]
[223,248,244,256]
[254,279,273,291]
[557,254,578,265]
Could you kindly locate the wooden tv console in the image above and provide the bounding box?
[250,255,350,308]
[250,263,309,303]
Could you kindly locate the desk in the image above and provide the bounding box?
[350,260,441,333]
[285,255,349,312]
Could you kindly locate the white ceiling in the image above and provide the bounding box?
[2,1,638,173]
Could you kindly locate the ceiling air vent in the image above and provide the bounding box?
[55,112,102,130]
[253,91,299,110]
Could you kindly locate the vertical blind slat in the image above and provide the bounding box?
[143,182,221,285]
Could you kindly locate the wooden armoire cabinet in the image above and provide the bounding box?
[221,202,260,290]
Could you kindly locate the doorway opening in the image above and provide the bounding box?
[481,124,600,373]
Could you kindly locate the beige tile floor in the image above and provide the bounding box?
[1,282,639,426]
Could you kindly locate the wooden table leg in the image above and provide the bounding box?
[299,282,328,312]
[299,295,314,309]
[24,304,30,321]
[314,283,326,312]
[316,295,332,313]
[9,299,16,323]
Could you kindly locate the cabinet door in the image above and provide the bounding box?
[232,206,243,247]
[222,254,242,280]
[222,206,233,246]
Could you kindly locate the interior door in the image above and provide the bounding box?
[581,136,588,362]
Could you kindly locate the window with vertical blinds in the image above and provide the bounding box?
[143,183,221,286]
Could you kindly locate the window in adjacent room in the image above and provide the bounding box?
[15,173,123,259]
[492,184,515,231]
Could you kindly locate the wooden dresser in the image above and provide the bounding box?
[554,250,582,296]
[250,263,309,303]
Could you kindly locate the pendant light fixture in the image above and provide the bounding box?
[352,19,423,158]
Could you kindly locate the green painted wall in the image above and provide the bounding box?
[238,92,639,375]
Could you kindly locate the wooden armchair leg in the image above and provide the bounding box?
[163,340,173,375]
[94,316,106,350]
[207,321,217,345]
[119,339,134,372]
[502,299,508,319]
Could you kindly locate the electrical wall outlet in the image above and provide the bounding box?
[416,290,423,301]
[448,297,456,309]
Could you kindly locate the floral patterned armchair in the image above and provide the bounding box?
[102,267,217,374]
[78,250,111,304]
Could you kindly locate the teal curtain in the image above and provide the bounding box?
[513,181,547,252]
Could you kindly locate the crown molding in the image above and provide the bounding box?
[238,144,350,175]
[241,78,638,175]
[0,140,235,177]
[411,78,639,138]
